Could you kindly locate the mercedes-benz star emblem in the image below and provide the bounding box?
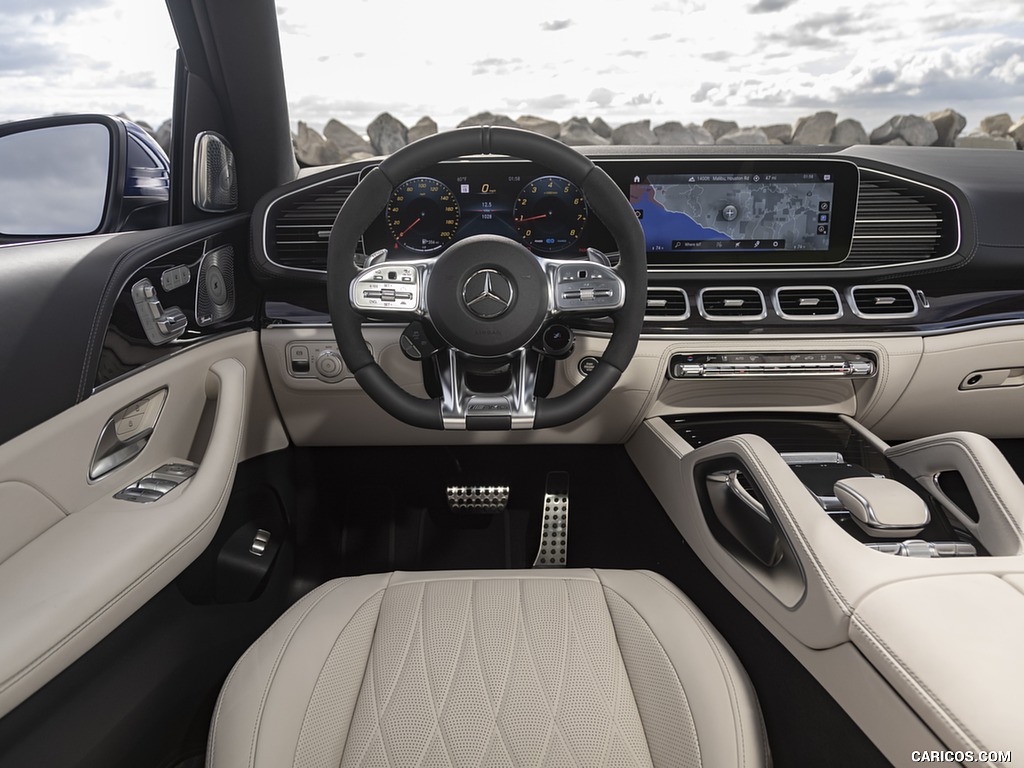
[462,269,514,319]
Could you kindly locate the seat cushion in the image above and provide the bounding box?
[207,569,767,768]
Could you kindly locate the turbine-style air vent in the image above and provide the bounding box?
[774,286,843,320]
[698,287,766,320]
[266,173,361,272]
[849,285,918,318]
[847,170,959,267]
[645,286,689,321]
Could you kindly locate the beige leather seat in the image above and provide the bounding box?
[207,569,768,767]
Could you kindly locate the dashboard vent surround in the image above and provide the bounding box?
[265,173,361,272]
[847,170,959,267]
[774,286,843,320]
[848,285,918,318]
[698,287,767,320]
[645,286,689,321]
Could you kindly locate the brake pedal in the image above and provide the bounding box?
[446,485,509,513]
[533,471,569,568]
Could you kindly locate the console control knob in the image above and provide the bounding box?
[314,349,344,381]
[539,324,574,358]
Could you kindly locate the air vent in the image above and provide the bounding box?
[698,287,766,320]
[645,286,689,321]
[265,173,360,272]
[774,286,842,320]
[847,170,959,267]
[848,285,918,318]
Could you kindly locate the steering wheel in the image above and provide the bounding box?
[326,126,646,430]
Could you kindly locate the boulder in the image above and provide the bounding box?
[367,113,408,155]
[1009,118,1024,149]
[761,123,792,144]
[591,117,613,139]
[717,127,769,145]
[612,119,658,145]
[154,119,172,156]
[980,113,1012,136]
[870,115,937,146]
[558,117,610,146]
[954,133,1018,149]
[703,119,738,140]
[293,121,345,166]
[830,118,868,146]
[792,111,837,145]
[457,111,518,128]
[883,138,909,146]
[924,109,966,147]
[407,116,438,142]
[654,121,704,145]
[515,114,560,138]
[323,119,374,155]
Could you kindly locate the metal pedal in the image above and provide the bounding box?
[534,471,569,568]
[446,485,509,513]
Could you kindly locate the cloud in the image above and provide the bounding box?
[0,0,110,16]
[587,87,616,107]
[0,39,63,73]
[471,57,523,76]
[649,33,671,41]
[628,93,655,106]
[505,93,575,112]
[704,50,734,62]
[691,82,717,103]
[540,19,572,32]
[617,50,646,58]
[750,0,796,12]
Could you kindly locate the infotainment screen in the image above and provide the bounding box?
[618,159,859,266]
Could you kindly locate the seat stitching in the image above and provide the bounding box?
[849,614,985,751]
[289,588,386,768]
[554,579,583,768]
[515,578,559,768]
[634,571,752,767]
[468,580,516,766]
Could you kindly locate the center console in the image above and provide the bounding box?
[626,412,1024,765]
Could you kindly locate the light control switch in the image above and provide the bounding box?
[834,476,930,539]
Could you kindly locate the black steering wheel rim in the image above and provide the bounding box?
[326,125,647,430]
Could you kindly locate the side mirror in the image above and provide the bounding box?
[0,114,169,244]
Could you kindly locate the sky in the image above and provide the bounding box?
[2,0,1023,138]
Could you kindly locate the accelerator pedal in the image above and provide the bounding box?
[533,471,570,568]
[446,485,509,514]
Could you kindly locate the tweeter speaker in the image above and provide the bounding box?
[193,131,238,213]
[196,246,236,326]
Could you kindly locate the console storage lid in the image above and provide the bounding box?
[850,573,1024,763]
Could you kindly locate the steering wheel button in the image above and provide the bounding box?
[562,290,582,300]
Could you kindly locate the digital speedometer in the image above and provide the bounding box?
[514,176,587,253]
[386,177,460,252]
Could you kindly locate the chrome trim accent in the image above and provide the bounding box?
[463,269,514,318]
[772,286,844,321]
[847,284,919,319]
[644,286,690,322]
[439,348,539,430]
[708,470,770,521]
[697,287,767,321]
[780,451,845,465]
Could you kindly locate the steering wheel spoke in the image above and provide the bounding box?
[349,257,435,317]
[544,256,625,317]
[438,348,539,430]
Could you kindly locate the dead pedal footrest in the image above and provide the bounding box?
[534,471,569,568]
[446,485,510,513]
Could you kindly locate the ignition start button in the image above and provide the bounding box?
[578,356,600,376]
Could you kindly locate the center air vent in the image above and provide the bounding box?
[645,286,689,321]
[265,173,360,272]
[774,287,842,320]
[847,170,959,267]
[698,287,766,320]
[848,285,918,318]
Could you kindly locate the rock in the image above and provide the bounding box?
[768,139,785,145]
[653,121,701,145]
[717,127,769,145]
[323,119,374,155]
[558,117,610,146]
[367,113,408,155]
[870,115,938,146]
[612,119,658,145]
[686,123,715,145]
[883,138,909,146]
[980,113,1012,136]
[792,111,837,145]
[924,109,966,147]
[515,114,560,138]
[591,117,613,139]
[761,124,792,144]
[293,121,344,166]
[954,133,1018,149]
[154,119,172,156]
[1009,118,1024,148]
[703,119,738,140]
[830,119,868,146]
[457,111,518,128]
[407,116,438,142]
